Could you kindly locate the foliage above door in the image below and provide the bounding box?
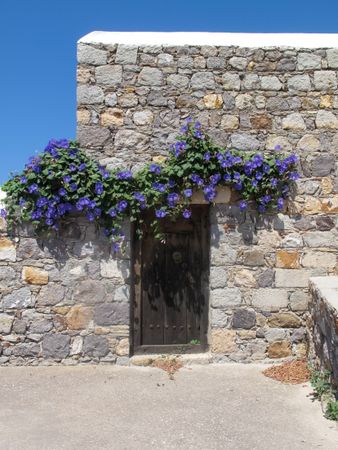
[2,118,298,251]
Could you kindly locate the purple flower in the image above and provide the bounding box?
[239,200,247,212]
[155,209,167,218]
[194,121,201,129]
[168,192,179,207]
[152,182,166,193]
[69,164,76,172]
[117,170,132,180]
[20,176,27,184]
[180,125,188,133]
[28,184,39,194]
[251,180,258,188]
[0,209,7,218]
[183,209,191,219]
[168,179,175,188]
[194,130,203,139]
[203,185,216,202]
[263,164,270,174]
[109,208,117,217]
[274,145,281,151]
[183,188,193,198]
[191,174,203,186]
[79,163,87,171]
[277,198,284,210]
[289,172,300,181]
[258,204,266,214]
[235,182,243,191]
[63,175,71,183]
[36,197,49,208]
[113,243,120,253]
[255,171,263,180]
[149,164,161,175]
[31,209,42,220]
[185,117,193,123]
[262,195,271,204]
[223,174,231,183]
[117,200,128,212]
[19,199,26,207]
[270,178,278,188]
[69,183,78,192]
[204,152,211,161]
[173,141,187,157]
[86,212,95,222]
[95,182,104,195]
[210,173,221,186]
[58,188,67,197]
[134,192,146,203]
[45,218,54,226]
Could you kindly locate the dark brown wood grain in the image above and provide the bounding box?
[132,206,210,354]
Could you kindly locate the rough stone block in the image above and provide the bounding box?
[314,71,337,91]
[0,314,14,334]
[222,73,241,91]
[233,269,256,288]
[22,266,49,285]
[191,72,215,90]
[220,115,239,130]
[116,338,129,356]
[167,74,189,89]
[3,287,33,309]
[133,110,154,126]
[261,76,282,90]
[210,329,237,353]
[37,284,65,306]
[0,238,16,261]
[29,319,53,334]
[138,67,163,86]
[83,335,109,357]
[77,85,104,104]
[267,312,302,328]
[232,309,256,329]
[77,44,107,65]
[287,74,311,91]
[72,280,106,305]
[203,94,223,109]
[65,305,93,330]
[210,267,227,289]
[264,328,287,343]
[302,252,336,268]
[210,288,242,308]
[94,303,129,326]
[275,269,325,288]
[327,49,338,68]
[115,45,138,64]
[95,65,122,85]
[42,334,70,359]
[282,113,306,131]
[315,110,338,129]
[210,309,229,328]
[311,154,336,176]
[303,231,337,248]
[289,291,309,311]
[276,250,300,269]
[268,340,291,358]
[297,52,321,70]
[252,289,288,312]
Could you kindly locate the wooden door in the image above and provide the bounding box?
[132,205,209,354]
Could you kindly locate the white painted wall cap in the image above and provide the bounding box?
[78,31,338,48]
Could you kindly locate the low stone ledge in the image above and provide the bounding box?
[308,276,338,389]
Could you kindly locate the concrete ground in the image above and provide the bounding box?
[0,364,337,450]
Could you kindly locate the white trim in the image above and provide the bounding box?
[78,31,338,48]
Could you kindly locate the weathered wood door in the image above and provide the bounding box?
[132,206,209,353]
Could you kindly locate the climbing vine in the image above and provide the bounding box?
[1,119,299,251]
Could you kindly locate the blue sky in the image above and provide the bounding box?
[1,0,337,184]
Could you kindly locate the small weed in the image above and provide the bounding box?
[189,339,200,345]
[309,367,338,422]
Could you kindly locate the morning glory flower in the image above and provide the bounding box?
[117,200,128,212]
[258,204,266,214]
[149,164,161,175]
[109,208,117,217]
[95,182,104,195]
[277,198,284,210]
[155,209,167,218]
[69,183,78,192]
[117,170,132,180]
[183,209,191,219]
[69,164,76,172]
[28,184,39,194]
[191,174,203,185]
[0,209,7,218]
[79,163,87,171]
[152,182,166,193]
[239,200,247,212]
[168,193,179,207]
[20,176,27,184]
[289,172,300,181]
[59,188,67,197]
[134,192,146,203]
[63,175,71,183]
[183,189,193,198]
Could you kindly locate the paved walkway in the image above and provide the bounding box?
[0,364,337,450]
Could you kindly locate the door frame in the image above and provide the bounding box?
[130,205,210,355]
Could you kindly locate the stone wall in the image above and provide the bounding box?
[0,32,337,365]
[0,214,131,365]
[308,277,338,388]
